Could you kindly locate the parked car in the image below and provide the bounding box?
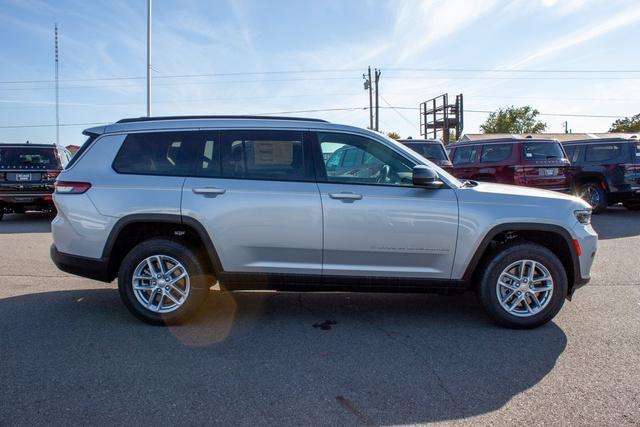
[397,139,453,171]
[50,116,596,329]
[447,138,571,192]
[562,137,640,213]
[0,143,69,220]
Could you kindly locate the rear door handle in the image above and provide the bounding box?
[192,187,226,196]
[328,192,363,201]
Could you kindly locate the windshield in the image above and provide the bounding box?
[0,146,58,168]
[382,135,462,187]
[404,143,448,161]
[522,141,566,161]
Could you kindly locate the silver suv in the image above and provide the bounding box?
[50,116,597,328]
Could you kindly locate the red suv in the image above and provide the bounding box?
[447,138,571,192]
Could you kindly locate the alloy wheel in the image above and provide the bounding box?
[496,259,554,317]
[132,255,190,314]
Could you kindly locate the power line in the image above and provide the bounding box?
[1,67,637,85]
[0,76,361,91]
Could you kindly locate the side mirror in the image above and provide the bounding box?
[412,165,444,189]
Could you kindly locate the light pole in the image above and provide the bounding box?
[146,0,152,117]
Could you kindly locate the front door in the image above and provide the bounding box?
[314,131,459,280]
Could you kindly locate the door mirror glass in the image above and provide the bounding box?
[412,165,444,189]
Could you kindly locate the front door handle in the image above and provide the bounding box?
[328,192,363,201]
[192,187,226,196]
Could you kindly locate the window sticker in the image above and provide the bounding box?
[253,141,293,165]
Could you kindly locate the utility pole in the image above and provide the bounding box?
[564,121,570,134]
[363,67,373,129]
[374,68,381,132]
[146,0,152,117]
[54,24,59,147]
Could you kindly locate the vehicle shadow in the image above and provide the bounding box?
[591,206,640,240]
[0,212,53,234]
[0,288,566,425]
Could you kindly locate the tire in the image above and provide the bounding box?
[578,182,607,214]
[623,200,640,211]
[477,242,568,329]
[118,239,212,325]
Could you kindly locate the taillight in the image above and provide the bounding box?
[45,170,61,181]
[54,181,91,194]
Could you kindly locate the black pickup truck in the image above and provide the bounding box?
[563,137,640,213]
[0,143,70,220]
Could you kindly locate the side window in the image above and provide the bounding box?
[480,144,512,163]
[112,132,196,176]
[585,144,622,163]
[220,130,308,181]
[194,134,221,177]
[452,145,478,165]
[564,145,582,163]
[317,132,414,186]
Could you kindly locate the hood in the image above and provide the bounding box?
[460,181,590,210]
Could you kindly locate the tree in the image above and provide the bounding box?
[386,131,401,140]
[480,106,547,134]
[609,114,640,132]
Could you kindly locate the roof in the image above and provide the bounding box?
[116,115,328,124]
[451,137,558,146]
[398,139,441,144]
[0,143,56,147]
[563,137,638,145]
[461,132,638,142]
[84,115,368,138]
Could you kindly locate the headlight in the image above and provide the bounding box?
[574,209,591,225]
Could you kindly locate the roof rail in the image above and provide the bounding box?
[115,115,329,124]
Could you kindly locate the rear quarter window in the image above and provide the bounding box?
[585,144,623,163]
[452,145,478,165]
[112,132,196,176]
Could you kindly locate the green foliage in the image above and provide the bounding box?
[609,114,640,133]
[386,131,401,140]
[480,106,547,134]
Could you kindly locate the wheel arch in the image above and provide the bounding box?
[103,214,223,282]
[462,223,580,297]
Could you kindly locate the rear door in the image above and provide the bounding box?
[312,131,459,281]
[181,129,323,278]
[0,145,59,199]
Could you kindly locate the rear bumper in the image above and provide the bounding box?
[50,244,111,282]
[0,190,54,209]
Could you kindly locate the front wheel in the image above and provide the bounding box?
[478,242,568,329]
[118,239,212,325]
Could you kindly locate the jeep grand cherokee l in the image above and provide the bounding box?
[50,116,597,329]
[563,137,640,213]
[0,143,69,220]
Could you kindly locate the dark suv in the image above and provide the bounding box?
[0,143,69,220]
[397,139,453,171]
[562,137,640,213]
[447,138,571,192]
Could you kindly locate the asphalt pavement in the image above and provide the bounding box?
[0,209,639,426]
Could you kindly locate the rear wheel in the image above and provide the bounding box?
[623,200,640,211]
[118,239,212,325]
[578,182,607,214]
[477,242,568,329]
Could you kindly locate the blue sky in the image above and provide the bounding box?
[0,0,639,146]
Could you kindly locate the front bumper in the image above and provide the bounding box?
[50,244,111,282]
[568,222,598,298]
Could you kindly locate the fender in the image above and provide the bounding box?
[461,222,580,290]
